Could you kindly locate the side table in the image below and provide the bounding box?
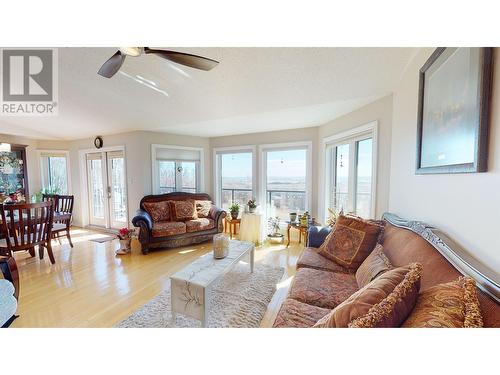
[286,222,308,247]
[239,212,263,245]
[224,218,241,239]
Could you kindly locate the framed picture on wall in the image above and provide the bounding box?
[416,47,493,174]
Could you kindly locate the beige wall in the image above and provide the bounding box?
[68,131,210,226]
[317,95,393,220]
[210,127,319,218]
[389,48,500,271]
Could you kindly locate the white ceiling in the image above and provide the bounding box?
[0,47,418,140]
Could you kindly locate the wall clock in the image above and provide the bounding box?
[94,136,103,149]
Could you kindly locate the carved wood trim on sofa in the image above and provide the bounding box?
[382,212,500,303]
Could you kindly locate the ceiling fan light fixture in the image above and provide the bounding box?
[119,47,142,57]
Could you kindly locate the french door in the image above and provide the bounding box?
[86,150,127,229]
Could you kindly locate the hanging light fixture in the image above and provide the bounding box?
[0,143,11,152]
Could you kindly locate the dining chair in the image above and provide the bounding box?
[51,195,74,247]
[0,201,56,264]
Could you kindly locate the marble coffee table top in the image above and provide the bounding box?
[170,240,254,288]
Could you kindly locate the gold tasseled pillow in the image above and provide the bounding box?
[318,214,383,270]
[169,200,198,221]
[355,244,393,288]
[143,201,170,222]
[195,200,212,218]
[314,263,422,328]
[402,276,483,328]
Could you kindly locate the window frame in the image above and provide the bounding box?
[259,141,312,223]
[151,144,204,194]
[213,145,257,209]
[37,149,71,194]
[321,121,378,221]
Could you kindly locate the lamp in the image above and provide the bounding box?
[0,143,11,152]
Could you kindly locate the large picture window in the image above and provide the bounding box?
[214,149,254,211]
[324,123,377,220]
[261,143,311,222]
[39,151,70,194]
[152,145,203,194]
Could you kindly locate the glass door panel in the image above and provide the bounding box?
[87,154,106,227]
[108,153,127,229]
[333,144,349,212]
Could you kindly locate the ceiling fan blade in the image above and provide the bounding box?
[98,51,126,78]
[144,48,219,71]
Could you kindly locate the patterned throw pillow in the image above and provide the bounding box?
[355,244,393,288]
[402,277,483,328]
[143,201,170,222]
[318,215,383,270]
[195,200,212,218]
[314,263,422,328]
[169,200,197,221]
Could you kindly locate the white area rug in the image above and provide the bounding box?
[116,262,284,328]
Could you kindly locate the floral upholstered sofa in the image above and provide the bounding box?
[132,192,226,254]
[273,213,500,328]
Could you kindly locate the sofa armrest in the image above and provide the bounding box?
[210,207,227,228]
[132,209,153,231]
[0,256,19,300]
[307,226,332,248]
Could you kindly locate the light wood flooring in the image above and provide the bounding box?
[9,227,304,327]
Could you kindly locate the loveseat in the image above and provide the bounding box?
[273,213,500,328]
[132,192,226,254]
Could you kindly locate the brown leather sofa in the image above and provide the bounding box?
[132,192,226,254]
[273,213,500,328]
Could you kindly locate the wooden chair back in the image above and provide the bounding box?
[55,195,74,215]
[0,202,54,252]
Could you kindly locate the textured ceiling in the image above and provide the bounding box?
[0,47,418,140]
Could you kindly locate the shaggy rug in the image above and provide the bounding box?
[116,262,284,328]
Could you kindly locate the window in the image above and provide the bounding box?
[152,145,203,194]
[216,151,253,211]
[324,123,376,219]
[262,145,310,221]
[40,151,70,194]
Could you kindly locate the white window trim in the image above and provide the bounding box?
[319,121,378,221]
[212,145,257,208]
[151,144,205,194]
[37,149,72,194]
[78,145,128,229]
[259,141,313,222]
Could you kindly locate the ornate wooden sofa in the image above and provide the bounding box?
[132,192,226,254]
[273,213,500,328]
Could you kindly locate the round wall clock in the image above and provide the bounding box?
[94,136,103,149]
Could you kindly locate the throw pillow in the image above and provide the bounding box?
[143,201,170,222]
[169,200,198,221]
[355,244,393,288]
[402,276,483,328]
[313,263,422,328]
[318,214,383,269]
[195,200,212,218]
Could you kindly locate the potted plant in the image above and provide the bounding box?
[116,228,136,255]
[267,216,284,244]
[247,198,257,213]
[229,202,240,220]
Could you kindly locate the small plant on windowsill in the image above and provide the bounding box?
[116,228,136,255]
[247,198,258,213]
[229,202,240,220]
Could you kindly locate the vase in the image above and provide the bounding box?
[248,206,256,213]
[213,233,230,259]
[289,212,297,223]
[118,239,131,253]
[230,211,239,220]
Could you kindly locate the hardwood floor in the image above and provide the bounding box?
[10,227,304,327]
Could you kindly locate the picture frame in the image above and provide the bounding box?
[416,47,493,174]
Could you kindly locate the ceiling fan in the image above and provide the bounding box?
[98,47,219,78]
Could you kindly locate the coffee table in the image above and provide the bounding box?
[170,240,255,327]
